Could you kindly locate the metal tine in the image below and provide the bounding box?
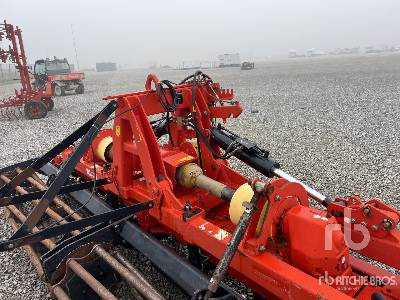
[18,106,23,118]
[6,106,12,120]
[2,106,7,119]
[9,107,15,120]
[11,107,18,119]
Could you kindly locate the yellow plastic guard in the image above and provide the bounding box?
[229,183,254,225]
[229,182,269,236]
[96,136,113,162]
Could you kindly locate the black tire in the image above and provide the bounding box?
[53,84,65,97]
[42,98,54,111]
[24,101,48,119]
[75,84,84,94]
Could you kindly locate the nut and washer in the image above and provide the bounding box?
[363,206,371,217]
[382,219,393,230]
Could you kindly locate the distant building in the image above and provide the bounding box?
[364,47,383,54]
[217,53,241,67]
[329,47,360,55]
[306,48,325,57]
[96,62,117,72]
[288,50,297,58]
[288,50,306,58]
[176,61,216,70]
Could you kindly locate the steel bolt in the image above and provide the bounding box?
[363,206,371,217]
[351,218,356,224]
[371,225,378,232]
[274,195,281,201]
[361,221,367,227]
[266,185,274,194]
[259,245,266,252]
[382,219,393,230]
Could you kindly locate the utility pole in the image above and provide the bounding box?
[70,24,80,71]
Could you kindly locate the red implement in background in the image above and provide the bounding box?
[0,21,54,120]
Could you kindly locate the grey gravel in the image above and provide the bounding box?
[1,53,400,299]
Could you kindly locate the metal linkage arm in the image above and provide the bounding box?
[0,201,153,252]
[0,178,109,207]
[0,112,100,199]
[204,191,260,299]
[7,101,117,239]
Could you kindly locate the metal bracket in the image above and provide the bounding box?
[0,201,153,252]
[3,101,118,239]
[0,178,109,207]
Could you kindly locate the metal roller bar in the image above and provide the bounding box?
[41,162,240,299]
[95,246,165,300]
[1,172,165,299]
[1,175,119,299]
[66,259,118,300]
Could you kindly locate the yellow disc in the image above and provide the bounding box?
[96,136,113,162]
[255,200,269,236]
[229,183,269,237]
[229,183,254,225]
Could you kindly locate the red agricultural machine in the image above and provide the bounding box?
[0,71,399,299]
[0,21,54,120]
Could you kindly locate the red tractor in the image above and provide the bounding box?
[33,57,85,97]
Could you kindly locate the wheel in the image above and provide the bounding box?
[75,84,84,94]
[24,101,48,119]
[42,98,54,111]
[53,84,65,97]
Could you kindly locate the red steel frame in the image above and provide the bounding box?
[54,74,400,299]
[0,21,52,114]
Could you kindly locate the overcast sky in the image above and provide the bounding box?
[2,0,400,68]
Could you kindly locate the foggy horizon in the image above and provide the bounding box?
[2,0,400,69]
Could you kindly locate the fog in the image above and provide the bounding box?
[1,0,400,68]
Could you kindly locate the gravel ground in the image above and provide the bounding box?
[0,53,399,299]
